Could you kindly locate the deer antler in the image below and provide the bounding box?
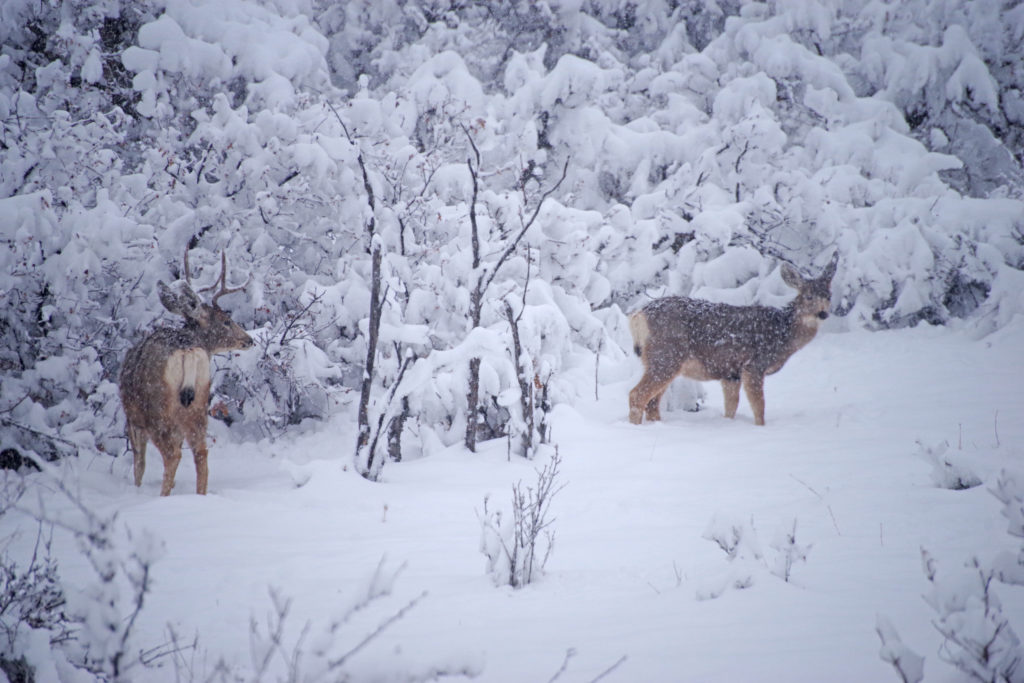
[183,246,193,285]
[199,251,250,307]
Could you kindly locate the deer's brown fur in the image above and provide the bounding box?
[120,252,252,495]
[628,255,837,426]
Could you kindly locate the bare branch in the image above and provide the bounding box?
[467,156,482,272]
[327,591,427,670]
[481,158,569,295]
[589,655,629,682]
[461,123,481,168]
[278,289,325,346]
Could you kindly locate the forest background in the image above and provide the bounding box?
[2,0,1022,468]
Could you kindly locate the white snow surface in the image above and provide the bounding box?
[4,319,1023,682]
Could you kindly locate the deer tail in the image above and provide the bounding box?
[165,348,205,407]
[628,310,649,357]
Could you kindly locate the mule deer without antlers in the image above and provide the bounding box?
[629,254,838,426]
[120,251,253,495]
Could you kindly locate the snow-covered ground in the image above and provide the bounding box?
[5,319,1023,682]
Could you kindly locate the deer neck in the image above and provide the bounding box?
[177,321,219,355]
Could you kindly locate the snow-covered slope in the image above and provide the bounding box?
[4,319,1022,682]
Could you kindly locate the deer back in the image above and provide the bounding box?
[641,297,795,378]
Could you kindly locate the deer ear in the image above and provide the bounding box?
[157,281,181,313]
[780,264,803,289]
[157,281,205,321]
[821,251,839,282]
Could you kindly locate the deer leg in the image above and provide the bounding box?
[741,369,766,426]
[722,378,740,419]
[628,383,648,424]
[186,427,209,496]
[645,391,664,422]
[630,374,674,424]
[629,376,651,424]
[127,424,148,487]
[154,437,183,496]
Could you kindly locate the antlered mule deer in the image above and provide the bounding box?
[628,253,838,426]
[120,251,253,495]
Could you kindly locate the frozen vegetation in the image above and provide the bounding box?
[1,1,1023,681]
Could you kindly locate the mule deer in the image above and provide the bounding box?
[628,254,838,426]
[120,251,253,495]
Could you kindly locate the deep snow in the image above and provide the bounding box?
[4,319,1023,682]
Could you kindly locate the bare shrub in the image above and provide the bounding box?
[480,449,565,588]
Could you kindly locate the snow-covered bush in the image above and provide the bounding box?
[480,449,565,588]
[3,0,1024,472]
[0,0,162,460]
[993,470,1024,588]
[922,550,1023,682]
[700,513,813,599]
[852,1,1024,197]
[917,439,983,491]
[769,519,814,584]
[879,468,1024,683]
[0,525,70,683]
[0,464,165,682]
[230,560,478,681]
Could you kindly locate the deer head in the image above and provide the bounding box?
[780,251,838,330]
[156,251,253,353]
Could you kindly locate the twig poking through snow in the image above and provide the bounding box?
[790,474,842,535]
[546,647,577,683]
[590,654,629,682]
[327,591,428,670]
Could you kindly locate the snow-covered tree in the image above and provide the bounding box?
[2,0,1023,471]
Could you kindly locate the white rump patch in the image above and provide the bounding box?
[629,311,650,353]
[164,348,210,395]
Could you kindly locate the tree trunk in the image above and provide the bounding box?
[356,242,382,474]
[464,153,482,453]
[387,396,410,462]
[464,356,481,453]
[504,300,534,458]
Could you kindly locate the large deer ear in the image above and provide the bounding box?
[157,281,205,321]
[780,264,804,289]
[821,251,839,282]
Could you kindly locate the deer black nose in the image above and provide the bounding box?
[817,311,829,320]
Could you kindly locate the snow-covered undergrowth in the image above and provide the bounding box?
[3,317,1023,682]
[3,0,1023,465]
